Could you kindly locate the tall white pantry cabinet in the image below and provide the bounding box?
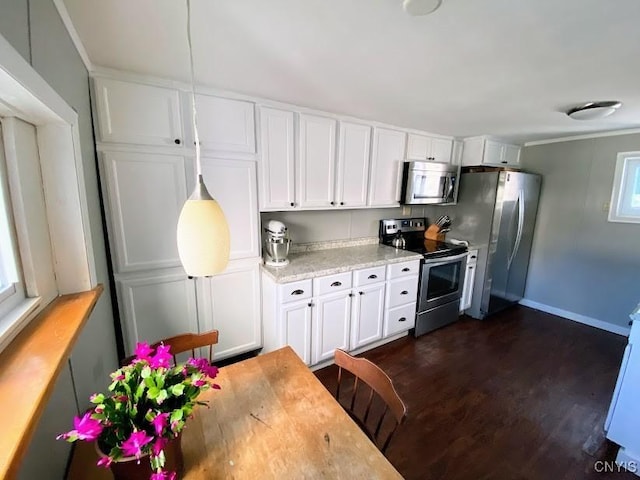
[92,75,262,360]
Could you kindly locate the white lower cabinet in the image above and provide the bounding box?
[262,261,419,366]
[312,291,352,364]
[351,282,385,350]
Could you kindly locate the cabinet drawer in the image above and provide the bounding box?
[388,260,421,279]
[314,272,352,296]
[467,249,478,266]
[354,266,386,286]
[280,279,313,303]
[387,276,419,308]
[384,303,416,336]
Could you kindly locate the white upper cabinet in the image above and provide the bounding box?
[200,158,260,260]
[336,122,371,208]
[94,78,184,146]
[406,134,453,163]
[194,95,256,154]
[259,107,296,210]
[461,136,521,168]
[369,128,406,207]
[101,151,187,272]
[297,114,337,208]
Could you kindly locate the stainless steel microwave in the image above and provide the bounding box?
[400,161,457,205]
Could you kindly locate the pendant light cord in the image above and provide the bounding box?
[187,0,202,177]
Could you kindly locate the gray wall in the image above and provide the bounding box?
[521,134,640,330]
[0,1,119,478]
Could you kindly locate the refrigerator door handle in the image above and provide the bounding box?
[508,189,525,269]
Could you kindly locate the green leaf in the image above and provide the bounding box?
[90,393,105,404]
[144,377,156,389]
[156,389,168,404]
[147,387,160,400]
[141,366,151,379]
[135,382,146,401]
[156,374,165,389]
[170,384,185,396]
[170,409,183,423]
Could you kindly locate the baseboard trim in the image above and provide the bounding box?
[519,299,631,337]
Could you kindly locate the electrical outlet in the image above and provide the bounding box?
[602,202,610,213]
[402,206,411,216]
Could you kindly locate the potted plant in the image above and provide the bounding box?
[58,342,220,480]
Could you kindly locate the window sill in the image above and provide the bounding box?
[0,296,42,354]
[0,285,103,479]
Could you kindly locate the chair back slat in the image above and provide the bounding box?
[333,349,407,454]
[151,330,219,365]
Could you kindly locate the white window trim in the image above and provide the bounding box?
[609,151,640,224]
[0,32,98,351]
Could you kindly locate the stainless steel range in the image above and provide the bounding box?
[380,218,468,337]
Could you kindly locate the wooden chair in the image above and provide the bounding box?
[334,349,407,454]
[152,329,219,365]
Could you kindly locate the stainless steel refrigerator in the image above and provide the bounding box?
[449,171,541,319]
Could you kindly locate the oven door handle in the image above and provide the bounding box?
[422,252,468,266]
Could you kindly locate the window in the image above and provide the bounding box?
[609,151,640,224]
[0,124,25,319]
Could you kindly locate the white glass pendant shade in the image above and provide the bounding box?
[177,175,230,277]
[403,0,442,16]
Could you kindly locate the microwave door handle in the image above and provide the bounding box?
[441,176,448,199]
[446,176,455,201]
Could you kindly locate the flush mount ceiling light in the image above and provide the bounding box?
[566,101,622,120]
[403,0,442,16]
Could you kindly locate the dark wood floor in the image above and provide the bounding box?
[315,306,635,480]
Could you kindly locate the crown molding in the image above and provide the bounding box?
[51,0,92,72]
[524,128,640,147]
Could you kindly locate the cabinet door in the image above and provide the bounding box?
[460,263,476,312]
[200,159,259,260]
[406,133,430,160]
[430,137,453,163]
[312,292,352,364]
[259,107,295,209]
[502,144,521,166]
[351,283,385,350]
[369,128,405,206]
[483,140,504,165]
[101,152,187,272]
[607,344,640,449]
[280,300,313,365]
[336,122,371,208]
[298,114,337,208]
[117,272,198,355]
[204,263,262,360]
[94,78,183,146]
[195,95,256,153]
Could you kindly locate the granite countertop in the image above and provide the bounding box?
[261,244,423,283]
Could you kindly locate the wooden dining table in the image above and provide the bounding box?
[68,346,402,479]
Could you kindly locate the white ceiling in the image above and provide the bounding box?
[63,0,640,144]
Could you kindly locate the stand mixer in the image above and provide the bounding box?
[263,220,291,267]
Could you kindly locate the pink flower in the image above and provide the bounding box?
[150,344,172,369]
[134,342,154,361]
[151,437,168,457]
[121,430,153,459]
[187,358,219,379]
[96,456,113,468]
[151,471,176,480]
[57,412,103,441]
[151,412,169,435]
[193,379,206,387]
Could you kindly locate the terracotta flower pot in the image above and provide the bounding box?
[96,434,184,480]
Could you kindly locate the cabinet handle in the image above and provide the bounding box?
[468,266,474,270]
[359,291,364,295]
[330,201,336,206]
[174,139,181,145]
[291,289,304,296]
[470,255,477,259]
[348,293,354,297]
[402,267,410,272]
[368,274,378,279]
[501,161,507,164]
[290,202,295,207]
[340,202,345,206]
[400,290,409,295]
[398,317,407,322]
[308,302,314,307]
[630,320,633,326]
[331,281,342,287]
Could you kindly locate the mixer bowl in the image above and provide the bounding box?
[265,238,291,264]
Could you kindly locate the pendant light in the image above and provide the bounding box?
[566,101,622,121]
[176,0,230,277]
